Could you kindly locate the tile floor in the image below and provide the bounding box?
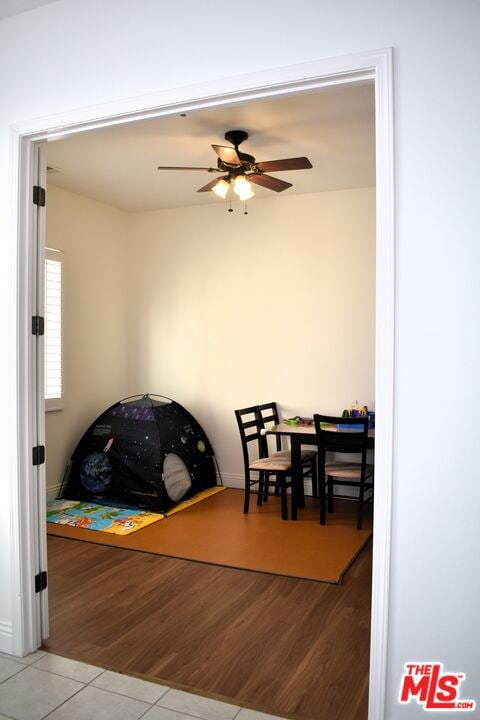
[0,651,284,720]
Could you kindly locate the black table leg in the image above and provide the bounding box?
[291,436,305,516]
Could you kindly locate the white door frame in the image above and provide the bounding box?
[12,48,394,720]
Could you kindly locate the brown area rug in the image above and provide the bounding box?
[47,487,372,584]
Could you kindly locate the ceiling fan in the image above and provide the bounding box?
[157,130,313,201]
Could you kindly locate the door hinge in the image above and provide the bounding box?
[33,445,45,466]
[32,316,45,336]
[33,185,46,207]
[35,571,48,593]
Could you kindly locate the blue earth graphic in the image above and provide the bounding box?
[80,452,112,493]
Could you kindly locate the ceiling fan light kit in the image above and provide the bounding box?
[157,129,312,212]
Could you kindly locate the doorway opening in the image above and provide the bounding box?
[15,50,394,720]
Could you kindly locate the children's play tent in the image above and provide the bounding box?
[60,394,217,512]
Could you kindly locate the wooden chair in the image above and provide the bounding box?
[235,405,297,520]
[313,414,374,529]
[258,401,318,500]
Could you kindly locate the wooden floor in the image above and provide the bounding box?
[44,536,372,720]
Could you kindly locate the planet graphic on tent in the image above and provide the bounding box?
[79,451,112,493]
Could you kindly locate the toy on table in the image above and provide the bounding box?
[283,416,313,426]
[340,402,375,429]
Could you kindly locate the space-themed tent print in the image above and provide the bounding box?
[60,394,217,513]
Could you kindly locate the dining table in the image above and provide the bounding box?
[264,421,375,511]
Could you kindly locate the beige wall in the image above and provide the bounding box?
[126,188,375,485]
[46,186,375,495]
[45,185,129,495]
[45,186,374,492]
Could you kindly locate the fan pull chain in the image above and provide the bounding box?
[244,201,248,215]
[228,197,233,213]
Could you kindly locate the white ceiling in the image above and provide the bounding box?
[46,82,376,213]
[0,0,58,19]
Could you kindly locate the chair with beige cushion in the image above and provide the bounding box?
[235,404,316,520]
[313,413,374,529]
[235,405,294,520]
[258,401,318,500]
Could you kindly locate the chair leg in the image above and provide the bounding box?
[263,481,269,502]
[319,472,326,525]
[327,476,334,513]
[291,483,298,521]
[357,483,365,530]
[257,471,264,506]
[311,457,318,498]
[280,482,288,520]
[265,472,276,501]
[298,480,305,508]
[244,482,250,514]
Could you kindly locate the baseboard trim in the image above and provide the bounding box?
[0,621,13,655]
[219,472,244,489]
[46,482,63,501]
[220,472,315,496]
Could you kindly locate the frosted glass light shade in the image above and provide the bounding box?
[233,175,254,200]
[211,178,230,198]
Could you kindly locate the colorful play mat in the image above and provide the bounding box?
[47,486,226,536]
[47,500,164,535]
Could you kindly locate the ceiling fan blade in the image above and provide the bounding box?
[212,145,241,165]
[249,174,292,192]
[157,166,219,171]
[255,157,313,172]
[197,176,229,192]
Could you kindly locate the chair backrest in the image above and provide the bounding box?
[313,413,369,458]
[258,402,282,452]
[234,406,266,471]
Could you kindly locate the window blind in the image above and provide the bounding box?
[45,252,62,407]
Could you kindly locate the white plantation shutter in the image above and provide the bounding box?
[45,249,62,410]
